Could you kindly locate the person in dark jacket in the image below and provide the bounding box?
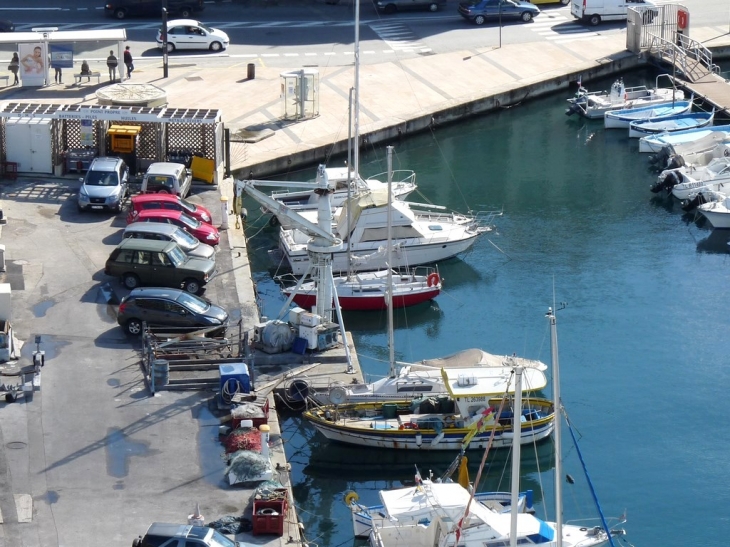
[123,46,134,78]
[106,50,118,82]
[9,52,19,85]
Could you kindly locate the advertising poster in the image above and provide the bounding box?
[18,42,46,87]
[50,45,74,69]
[80,119,94,148]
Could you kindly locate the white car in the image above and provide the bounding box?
[156,19,229,52]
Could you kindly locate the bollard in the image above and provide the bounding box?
[247,63,255,80]
[220,195,229,230]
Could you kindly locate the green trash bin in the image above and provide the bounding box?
[382,403,398,419]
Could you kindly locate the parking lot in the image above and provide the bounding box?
[0,175,266,547]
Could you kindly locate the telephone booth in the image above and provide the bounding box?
[280,69,320,121]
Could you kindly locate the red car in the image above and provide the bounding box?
[127,194,213,225]
[134,209,220,246]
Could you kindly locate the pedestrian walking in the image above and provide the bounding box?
[123,46,134,78]
[106,50,118,82]
[8,52,19,85]
[52,54,62,84]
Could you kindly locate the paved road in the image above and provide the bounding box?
[1,0,723,68]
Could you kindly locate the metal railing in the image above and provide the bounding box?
[646,33,719,82]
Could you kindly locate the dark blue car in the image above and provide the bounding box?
[458,0,540,24]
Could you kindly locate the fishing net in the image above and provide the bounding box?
[208,515,253,534]
[223,427,261,453]
[225,450,271,484]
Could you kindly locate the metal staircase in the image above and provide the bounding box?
[647,33,720,83]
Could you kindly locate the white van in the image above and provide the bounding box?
[571,0,657,26]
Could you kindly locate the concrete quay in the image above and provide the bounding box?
[0,20,729,547]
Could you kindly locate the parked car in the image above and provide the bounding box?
[458,0,540,24]
[133,523,246,547]
[374,0,446,14]
[104,238,216,294]
[117,287,228,336]
[134,209,220,246]
[123,222,216,260]
[77,157,129,213]
[0,19,15,32]
[156,19,230,52]
[127,194,212,225]
[104,0,204,20]
[141,162,193,198]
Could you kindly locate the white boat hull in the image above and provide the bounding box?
[698,200,730,229]
[639,125,730,153]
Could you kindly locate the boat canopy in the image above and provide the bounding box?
[440,366,547,397]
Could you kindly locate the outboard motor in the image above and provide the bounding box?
[681,193,702,211]
[665,154,685,171]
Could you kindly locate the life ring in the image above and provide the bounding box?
[344,491,359,506]
[258,508,279,516]
[427,273,440,287]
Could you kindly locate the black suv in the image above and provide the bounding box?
[117,288,228,336]
[105,0,204,19]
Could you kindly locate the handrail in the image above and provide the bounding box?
[647,34,720,81]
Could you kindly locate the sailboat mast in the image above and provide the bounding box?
[353,0,360,191]
[386,146,395,377]
[548,307,564,547]
[346,87,354,279]
[509,367,523,547]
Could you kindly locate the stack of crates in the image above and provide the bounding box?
[252,489,288,536]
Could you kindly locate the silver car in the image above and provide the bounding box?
[77,157,129,213]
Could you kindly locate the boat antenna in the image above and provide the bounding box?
[386,146,395,378]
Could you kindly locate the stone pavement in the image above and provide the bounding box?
[2,26,728,178]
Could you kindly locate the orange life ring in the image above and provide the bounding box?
[427,273,440,287]
[399,424,405,430]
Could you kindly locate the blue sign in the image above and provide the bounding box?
[50,45,73,69]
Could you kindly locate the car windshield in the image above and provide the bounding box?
[167,245,187,266]
[85,170,119,186]
[207,530,236,547]
[178,198,196,214]
[171,228,199,249]
[178,212,201,229]
[176,291,210,314]
[197,22,213,33]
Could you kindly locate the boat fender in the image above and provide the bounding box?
[427,273,440,287]
[344,491,360,506]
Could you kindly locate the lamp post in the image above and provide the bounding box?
[498,1,503,49]
[162,0,168,78]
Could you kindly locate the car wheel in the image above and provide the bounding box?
[183,279,201,294]
[209,41,223,52]
[521,11,533,22]
[588,14,600,26]
[114,9,126,19]
[126,318,143,336]
[179,8,192,17]
[123,273,140,290]
[474,15,486,25]
[429,3,439,11]
[166,42,176,53]
[383,4,397,14]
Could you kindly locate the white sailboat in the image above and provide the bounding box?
[357,306,627,547]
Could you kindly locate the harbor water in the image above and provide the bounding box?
[244,70,730,547]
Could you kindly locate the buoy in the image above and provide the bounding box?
[344,491,360,506]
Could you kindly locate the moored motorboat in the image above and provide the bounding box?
[279,190,500,275]
[697,196,730,229]
[629,110,714,139]
[651,157,730,199]
[566,75,685,120]
[648,132,730,171]
[604,100,692,130]
[639,124,730,153]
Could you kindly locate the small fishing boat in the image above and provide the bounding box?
[648,132,730,171]
[303,367,554,451]
[566,75,685,120]
[604,100,692,130]
[639,124,730,153]
[629,110,714,139]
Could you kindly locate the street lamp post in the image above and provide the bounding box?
[162,0,168,78]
